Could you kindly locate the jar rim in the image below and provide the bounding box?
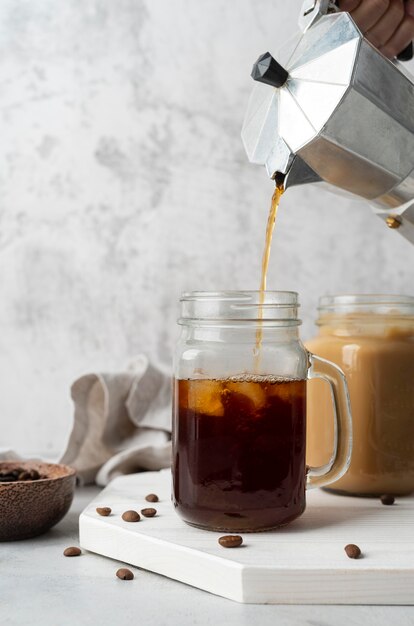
[180,290,299,302]
[179,291,301,325]
[318,294,414,314]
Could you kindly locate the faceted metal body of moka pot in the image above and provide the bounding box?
[242,10,414,242]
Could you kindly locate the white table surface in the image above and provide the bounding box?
[1,486,414,626]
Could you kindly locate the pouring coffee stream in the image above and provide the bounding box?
[255,183,284,365]
[242,0,414,245]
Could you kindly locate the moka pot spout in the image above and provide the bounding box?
[275,157,322,190]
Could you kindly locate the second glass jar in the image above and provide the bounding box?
[306,294,414,496]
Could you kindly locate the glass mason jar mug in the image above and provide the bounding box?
[172,292,353,532]
[306,294,414,496]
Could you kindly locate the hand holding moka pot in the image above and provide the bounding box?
[242,0,414,243]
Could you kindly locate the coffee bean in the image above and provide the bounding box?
[29,469,40,480]
[218,535,243,548]
[116,568,134,580]
[145,494,159,503]
[344,544,361,559]
[122,510,140,522]
[18,471,31,480]
[96,507,112,517]
[63,546,81,557]
[0,475,17,482]
[380,494,395,506]
[141,508,157,518]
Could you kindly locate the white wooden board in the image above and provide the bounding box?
[79,470,414,604]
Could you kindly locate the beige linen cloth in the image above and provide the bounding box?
[60,355,172,486]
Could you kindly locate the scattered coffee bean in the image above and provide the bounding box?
[141,508,157,518]
[122,510,140,522]
[116,568,134,580]
[96,507,112,517]
[344,544,361,559]
[145,493,159,503]
[218,535,243,548]
[30,469,40,480]
[63,546,81,557]
[380,494,395,506]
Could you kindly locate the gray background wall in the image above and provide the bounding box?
[1,0,413,457]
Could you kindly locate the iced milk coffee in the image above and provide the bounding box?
[306,295,414,496]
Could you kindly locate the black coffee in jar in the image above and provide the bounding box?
[172,376,306,532]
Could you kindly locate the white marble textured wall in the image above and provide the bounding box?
[1,0,413,456]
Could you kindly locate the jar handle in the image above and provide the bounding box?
[306,354,353,489]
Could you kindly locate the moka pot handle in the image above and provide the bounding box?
[298,0,338,32]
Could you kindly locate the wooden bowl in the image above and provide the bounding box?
[0,461,76,541]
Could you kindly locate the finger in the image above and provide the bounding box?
[380,14,414,56]
[351,0,390,32]
[405,0,414,18]
[365,0,405,48]
[337,0,363,11]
